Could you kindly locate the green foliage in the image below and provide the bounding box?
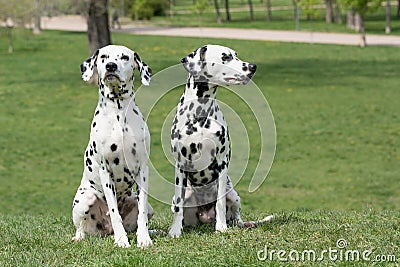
[193,0,209,15]
[128,0,168,20]
[298,0,321,19]
[338,0,384,15]
[0,0,35,23]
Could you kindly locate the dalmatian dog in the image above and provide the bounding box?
[169,44,272,237]
[72,45,153,248]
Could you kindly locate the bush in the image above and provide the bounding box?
[128,0,168,20]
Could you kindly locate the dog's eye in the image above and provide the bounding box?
[121,55,129,61]
[221,54,233,62]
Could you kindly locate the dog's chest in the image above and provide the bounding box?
[88,102,149,183]
[171,97,230,183]
[173,99,228,141]
[92,103,148,149]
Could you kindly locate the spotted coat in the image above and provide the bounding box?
[72,45,153,248]
[169,45,257,237]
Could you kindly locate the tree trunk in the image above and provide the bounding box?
[333,0,342,24]
[225,0,231,21]
[169,0,174,18]
[398,0,400,17]
[386,0,391,34]
[326,0,333,24]
[359,14,366,47]
[266,0,272,21]
[214,0,222,23]
[346,9,355,30]
[87,0,111,56]
[7,28,13,53]
[292,0,299,30]
[354,12,362,32]
[248,0,254,21]
[33,0,42,34]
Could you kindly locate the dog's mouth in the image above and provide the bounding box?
[104,73,121,83]
[223,76,250,85]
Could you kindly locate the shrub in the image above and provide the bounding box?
[128,0,168,20]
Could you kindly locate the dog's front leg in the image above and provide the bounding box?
[169,166,186,238]
[215,168,228,233]
[226,177,245,227]
[136,165,152,248]
[99,161,130,248]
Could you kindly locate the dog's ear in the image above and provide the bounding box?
[181,45,207,75]
[134,52,152,86]
[80,49,99,82]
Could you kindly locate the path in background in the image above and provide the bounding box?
[41,16,400,46]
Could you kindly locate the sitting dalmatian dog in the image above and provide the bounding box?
[169,44,272,237]
[72,45,153,248]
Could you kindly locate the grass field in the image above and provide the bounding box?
[0,29,399,266]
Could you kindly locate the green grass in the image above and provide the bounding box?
[150,2,400,35]
[0,210,398,266]
[0,30,399,266]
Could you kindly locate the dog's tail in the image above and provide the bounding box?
[254,215,274,225]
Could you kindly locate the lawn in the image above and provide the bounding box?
[0,29,399,266]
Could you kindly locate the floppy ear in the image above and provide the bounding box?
[134,52,152,86]
[181,45,207,75]
[80,49,99,82]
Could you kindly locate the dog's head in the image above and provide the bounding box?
[80,45,152,98]
[181,44,256,86]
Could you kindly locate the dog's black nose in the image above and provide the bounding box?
[106,62,118,72]
[248,64,257,73]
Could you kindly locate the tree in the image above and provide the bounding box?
[385,0,391,34]
[213,0,222,23]
[193,0,208,26]
[0,0,35,52]
[248,0,254,21]
[334,0,343,24]
[299,0,320,20]
[347,8,355,29]
[398,0,400,17]
[33,0,43,34]
[292,0,300,30]
[326,0,334,23]
[266,0,272,21]
[87,0,111,56]
[338,0,384,47]
[224,0,231,21]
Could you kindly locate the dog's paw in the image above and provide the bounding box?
[137,233,152,248]
[72,230,85,242]
[215,222,228,233]
[114,235,131,248]
[168,224,182,238]
[243,221,257,228]
[71,236,83,242]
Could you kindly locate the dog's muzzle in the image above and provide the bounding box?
[104,73,121,83]
[104,62,121,84]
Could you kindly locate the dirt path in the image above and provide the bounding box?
[40,15,400,46]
